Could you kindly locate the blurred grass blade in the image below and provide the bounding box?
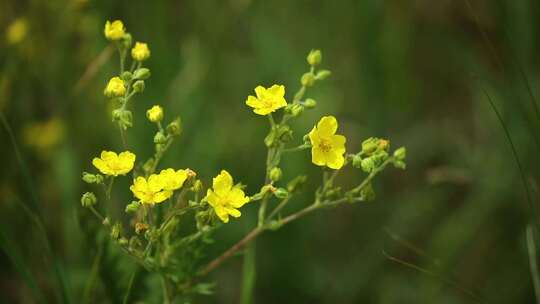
[240,243,256,304]
[0,226,44,303]
[1,112,72,303]
[527,224,540,304]
[82,245,103,304]
[123,268,139,304]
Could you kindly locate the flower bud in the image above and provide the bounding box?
[307,49,322,66]
[118,237,128,246]
[304,98,317,108]
[146,105,163,122]
[133,68,150,80]
[361,157,375,173]
[131,42,150,61]
[301,72,315,87]
[315,70,331,80]
[393,147,406,161]
[104,77,126,97]
[352,154,363,169]
[269,167,282,182]
[359,183,376,202]
[81,192,97,207]
[166,118,182,136]
[361,137,379,155]
[125,201,140,213]
[104,20,125,41]
[274,188,289,199]
[132,80,145,93]
[290,104,304,117]
[154,131,167,144]
[82,172,102,184]
[121,71,133,82]
[191,180,203,192]
[112,109,133,129]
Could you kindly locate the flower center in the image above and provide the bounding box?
[318,139,332,152]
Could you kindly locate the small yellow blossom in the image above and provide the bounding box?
[158,168,189,191]
[131,42,150,61]
[245,85,287,115]
[104,20,125,41]
[92,151,135,176]
[104,77,126,97]
[309,116,346,169]
[130,175,172,204]
[6,18,28,45]
[23,118,64,150]
[146,105,163,122]
[206,170,249,223]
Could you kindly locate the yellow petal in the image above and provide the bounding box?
[317,116,338,137]
[206,189,219,207]
[331,134,347,154]
[254,86,266,99]
[325,152,345,170]
[311,147,326,166]
[213,170,233,195]
[100,151,117,161]
[214,205,229,223]
[267,85,285,98]
[228,187,249,208]
[153,190,173,203]
[246,95,262,108]
[225,207,241,218]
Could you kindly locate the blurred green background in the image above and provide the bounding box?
[1,0,540,303]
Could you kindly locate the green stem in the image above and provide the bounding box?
[160,275,171,304]
[123,268,138,304]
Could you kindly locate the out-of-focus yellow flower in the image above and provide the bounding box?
[245,85,287,115]
[23,118,65,150]
[130,175,172,204]
[158,168,188,191]
[104,20,125,41]
[146,105,163,122]
[309,116,346,169]
[6,18,28,45]
[131,42,150,61]
[92,151,135,176]
[206,170,249,223]
[104,77,126,97]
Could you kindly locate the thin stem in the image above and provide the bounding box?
[123,268,138,304]
[527,225,540,304]
[89,206,105,222]
[160,275,171,304]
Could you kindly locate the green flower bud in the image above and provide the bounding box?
[82,172,101,184]
[125,201,140,213]
[307,49,322,66]
[112,109,133,130]
[304,98,317,108]
[81,192,97,207]
[274,188,289,199]
[132,80,145,93]
[121,33,132,50]
[269,167,282,182]
[315,70,331,80]
[118,237,128,246]
[102,217,110,226]
[361,137,379,155]
[393,160,406,170]
[359,183,376,202]
[153,131,167,144]
[393,147,406,161]
[166,118,182,136]
[361,157,375,173]
[133,67,150,80]
[352,154,363,169]
[191,180,203,192]
[121,71,133,82]
[301,72,315,87]
[290,104,304,117]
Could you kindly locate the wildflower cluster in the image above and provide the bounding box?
[80,21,407,302]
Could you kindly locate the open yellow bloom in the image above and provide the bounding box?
[309,116,346,169]
[131,42,150,61]
[130,175,172,204]
[104,20,125,41]
[104,77,126,97]
[146,105,163,122]
[92,151,135,176]
[158,168,188,191]
[206,170,249,223]
[245,85,287,115]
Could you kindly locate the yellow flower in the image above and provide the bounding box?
[158,168,189,191]
[245,85,287,115]
[131,42,150,61]
[23,118,64,150]
[92,151,135,176]
[104,77,126,97]
[308,116,346,169]
[130,175,172,204]
[104,20,125,41]
[6,18,28,45]
[146,105,163,122]
[206,170,249,223]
